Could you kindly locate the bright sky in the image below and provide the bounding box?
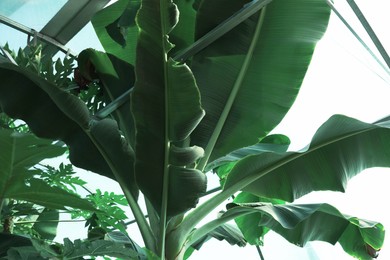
[2,0,390,259]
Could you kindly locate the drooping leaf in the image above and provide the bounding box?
[105,231,147,260]
[0,129,95,210]
[132,0,207,216]
[190,0,331,165]
[91,0,141,65]
[33,208,59,241]
[184,222,246,259]
[191,223,247,250]
[77,48,136,145]
[225,202,384,260]
[0,129,65,186]
[0,62,138,198]
[232,192,285,245]
[224,115,390,202]
[5,179,97,211]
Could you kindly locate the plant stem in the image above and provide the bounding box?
[256,245,265,260]
[159,0,171,257]
[86,132,156,252]
[14,219,86,224]
[346,0,390,69]
[197,6,267,171]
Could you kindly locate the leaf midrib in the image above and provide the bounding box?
[197,7,268,171]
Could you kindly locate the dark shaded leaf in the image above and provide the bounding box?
[77,49,136,145]
[0,233,32,257]
[0,63,138,199]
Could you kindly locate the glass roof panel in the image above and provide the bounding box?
[0,0,67,49]
[0,0,67,31]
[65,22,104,54]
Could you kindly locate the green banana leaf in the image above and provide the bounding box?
[132,0,207,216]
[189,0,331,166]
[77,48,136,145]
[223,114,390,202]
[0,63,138,198]
[91,0,140,65]
[225,202,384,259]
[232,192,285,245]
[0,129,95,210]
[185,223,247,259]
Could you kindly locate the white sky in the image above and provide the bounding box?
[2,0,390,259]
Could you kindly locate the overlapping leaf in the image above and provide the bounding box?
[232,192,285,245]
[132,0,206,216]
[189,0,331,165]
[225,202,384,259]
[91,0,141,65]
[0,129,95,210]
[207,134,290,172]
[224,115,390,202]
[0,63,137,198]
[77,49,136,144]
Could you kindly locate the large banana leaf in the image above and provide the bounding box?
[0,129,95,210]
[189,0,331,166]
[132,0,206,216]
[225,202,383,259]
[0,63,138,198]
[223,114,390,202]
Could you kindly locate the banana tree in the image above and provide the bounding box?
[0,0,388,259]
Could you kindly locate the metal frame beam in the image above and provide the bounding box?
[40,0,110,56]
[0,14,77,57]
